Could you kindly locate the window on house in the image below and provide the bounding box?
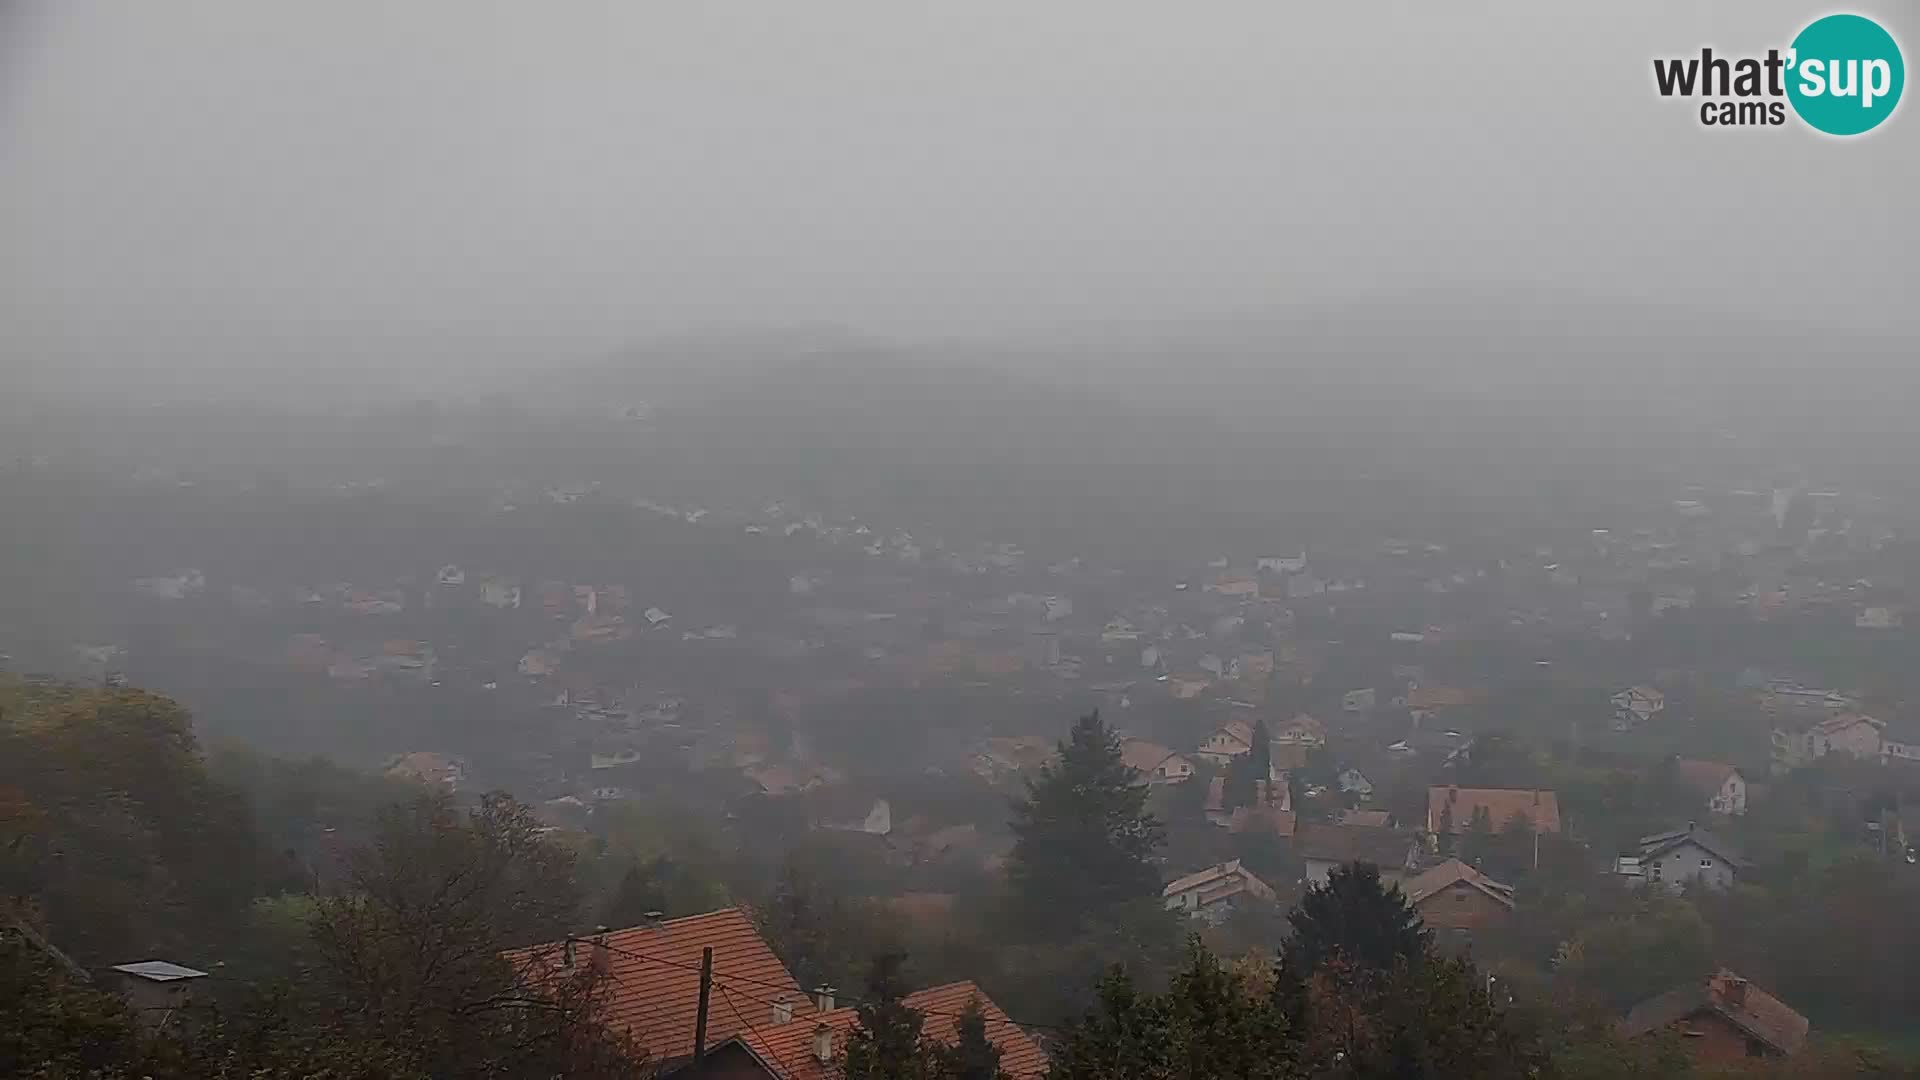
[1701,858,1712,868]
[1454,893,1467,903]
[1746,1038,1767,1058]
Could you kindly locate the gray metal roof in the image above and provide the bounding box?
[1639,824,1749,868]
[110,960,208,982]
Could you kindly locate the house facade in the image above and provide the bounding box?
[1162,859,1277,924]
[1629,823,1747,893]
[1620,970,1808,1064]
[1337,768,1375,798]
[1610,685,1665,730]
[1195,719,1255,766]
[1403,859,1515,932]
[1675,760,1747,816]
[1120,739,1194,784]
[1772,712,1884,772]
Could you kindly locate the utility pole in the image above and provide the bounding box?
[693,946,713,1062]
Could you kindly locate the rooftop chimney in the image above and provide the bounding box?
[590,927,610,975]
[772,997,794,1025]
[563,938,576,968]
[1686,820,1697,833]
[814,985,836,1012]
[1720,975,1749,1008]
[812,1023,834,1063]
[643,910,664,929]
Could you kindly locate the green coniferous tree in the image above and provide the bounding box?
[1007,711,1164,931]
[1276,861,1430,988]
[843,951,930,1080]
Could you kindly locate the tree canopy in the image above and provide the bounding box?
[1006,711,1164,932]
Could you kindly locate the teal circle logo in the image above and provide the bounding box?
[1786,14,1904,135]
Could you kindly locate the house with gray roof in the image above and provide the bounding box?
[1627,822,1749,893]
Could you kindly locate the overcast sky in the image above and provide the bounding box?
[2,2,1914,393]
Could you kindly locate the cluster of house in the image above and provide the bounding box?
[1155,783,1559,928]
[505,908,1048,1079]
[1152,778,1817,1066]
[30,892,1813,1072]
[289,633,437,686]
[1761,680,1920,772]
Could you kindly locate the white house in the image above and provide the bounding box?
[1882,726,1920,764]
[1622,823,1748,893]
[1195,719,1256,767]
[480,578,522,609]
[1857,606,1903,630]
[1162,859,1276,924]
[1121,739,1195,784]
[1675,760,1747,816]
[820,798,892,837]
[589,748,643,770]
[1337,768,1376,799]
[1256,554,1308,574]
[1610,685,1665,729]
[1772,712,1883,771]
[133,570,206,601]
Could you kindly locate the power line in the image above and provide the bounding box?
[567,934,1072,1034]
[714,981,809,1079]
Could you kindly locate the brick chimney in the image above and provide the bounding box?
[772,997,794,1025]
[813,985,836,1012]
[1719,975,1749,1008]
[811,1023,834,1063]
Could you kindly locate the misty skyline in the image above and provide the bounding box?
[3,2,1915,395]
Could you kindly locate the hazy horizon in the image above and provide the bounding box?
[4,2,1917,399]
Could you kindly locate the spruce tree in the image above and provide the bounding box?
[1007,711,1164,930]
[843,951,928,1080]
[1276,860,1430,986]
[941,998,1005,1080]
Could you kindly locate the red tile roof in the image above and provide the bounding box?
[1119,738,1181,773]
[1674,759,1739,799]
[737,981,1047,1079]
[1402,858,1515,910]
[506,908,813,1065]
[1620,969,1808,1055]
[1406,687,1482,710]
[1426,786,1561,834]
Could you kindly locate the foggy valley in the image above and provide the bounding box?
[4,3,1920,1078]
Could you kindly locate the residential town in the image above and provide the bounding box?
[12,433,1920,1072]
